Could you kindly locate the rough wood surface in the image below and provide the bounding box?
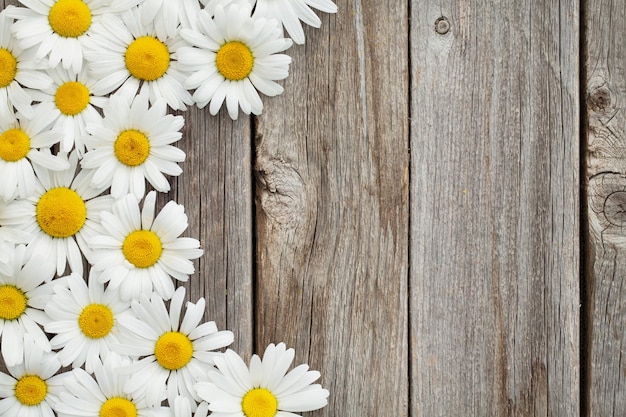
[584,0,626,414]
[253,0,409,416]
[410,1,580,415]
[171,109,254,359]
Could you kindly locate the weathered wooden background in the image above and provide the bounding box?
[5,0,626,415]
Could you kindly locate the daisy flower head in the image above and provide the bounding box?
[44,270,133,373]
[89,191,203,301]
[6,0,145,73]
[84,6,194,110]
[0,244,56,367]
[114,287,235,408]
[0,335,70,416]
[0,151,114,276]
[81,90,185,199]
[178,1,293,120]
[28,65,108,156]
[196,342,330,417]
[0,103,71,201]
[0,7,52,120]
[249,0,337,45]
[55,353,172,417]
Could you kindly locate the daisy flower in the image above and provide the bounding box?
[178,2,292,120]
[250,0,337,44]
[89,191,203,301]
[0,103,71,201]
[81,91,185,198]
[27,65,108,155]
[84,6,194,110]
[114,287,234,408]
[195,342,330,417]
[6,0,144,73]
[0,7,52,120]
[0,335,70,416]
[55,353,172,417]
[0,244,56,367]
[0,151,114,276]
[44,270,132,373]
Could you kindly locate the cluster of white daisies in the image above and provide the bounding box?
[0,0,336,416]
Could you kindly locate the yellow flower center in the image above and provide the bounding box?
[122,230,162,268]
[0,48,17,88]
[242,388,278,417]
[48,0,92,38]
[36,187,87,238]
[0,285,27,320]
[100,397,137,417]
[0,128,30,162]
[154,331,193,370]
[78,303,114,339]
[215,41,254,81]
[55,81,90,116]
[114,130,150,167]
[15,375,47,406]
[125,37,170,81]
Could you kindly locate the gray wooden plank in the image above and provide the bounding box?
[253,0,409,416]
[410,1,580,415]
[584,0,626,414]
[171,109,254,359]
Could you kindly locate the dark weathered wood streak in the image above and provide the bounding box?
[253,0,409,416]
[410,1,580,415]
[584,0,626,415]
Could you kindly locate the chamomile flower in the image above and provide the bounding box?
[84,6,193,110]
[196,343,330,417]
[55,353,172,417]
[250,0,337,44]
[81,91,185,198]
[0,151,114,276]
[44,271,132,373]
[0,335,70,416]
[89,191,203,301]
[0,244,56,367]
[0,7,52,120]
[0,103,71,201]
[178,2,292,120]
[114,287,234,408]
[6,0,144,73]
[27,66,108,155]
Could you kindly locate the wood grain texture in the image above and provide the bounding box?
[584,0,626,414]
[253,0,409,416]
[170,108,254,359]
[410,1,579,415]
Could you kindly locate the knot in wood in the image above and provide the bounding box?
[434,17,450,35]
[603,191,626,227]
[588,87,611,112]
[256,160,306,228]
